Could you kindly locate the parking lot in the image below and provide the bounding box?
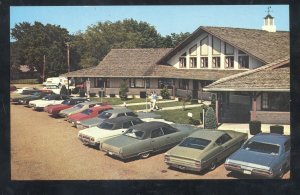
[11,103,290,180]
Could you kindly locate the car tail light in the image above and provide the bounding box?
[164,154,170,162]
[195,161,201,168]
[224,163,241,170]
[252,169,273,176]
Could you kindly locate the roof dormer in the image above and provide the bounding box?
[262,7,276,32]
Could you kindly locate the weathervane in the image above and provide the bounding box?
[267,6,272,15]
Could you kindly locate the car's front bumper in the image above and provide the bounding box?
[78,136,98,146]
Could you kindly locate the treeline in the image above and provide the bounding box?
[10,19,190,78]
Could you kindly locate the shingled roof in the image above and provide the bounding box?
[63,48,172,77]
[158,26,289,64]
[203,58,290,92]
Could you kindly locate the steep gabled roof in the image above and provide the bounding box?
[204,57,290,91]
[158,26,289,64]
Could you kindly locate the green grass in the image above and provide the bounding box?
[127,101,190,111]
[90,97,146,105]
[156,107,202,124]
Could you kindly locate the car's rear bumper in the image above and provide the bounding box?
[224,163,275,178]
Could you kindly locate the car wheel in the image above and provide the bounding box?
[140,152,151,159]
[209,160,217,171]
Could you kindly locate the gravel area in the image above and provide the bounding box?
[11,103,290,180]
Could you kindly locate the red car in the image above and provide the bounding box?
[45,97,89,117]
[67,104,113,126]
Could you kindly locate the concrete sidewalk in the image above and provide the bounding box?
[135,103,203,112]
[115,99,177,106]
[218,123,290,137]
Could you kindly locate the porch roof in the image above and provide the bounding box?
[204,58,290,92]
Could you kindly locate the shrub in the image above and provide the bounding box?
[89,93,96,97]
[60,85,68,96]
[182,94,191,110]
[189,118,200,126]
[160,87,170,99]
[270,125,284,134]
[249,120,262,135]
[79,88,85,97]
[119,80,129,100]
[204,107,218,129]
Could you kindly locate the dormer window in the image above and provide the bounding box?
[200,36,208,56]
[212,57,220,68]
[225,43,234,68]
[212,37,221,55]
[179,52,187,68]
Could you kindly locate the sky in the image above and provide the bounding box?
[10,5,289,40]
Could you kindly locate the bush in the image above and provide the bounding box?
[249,120,262,135]
[60,85,68,96]
[11,79,39,84]
[119,80,129,100]
[204,107,218,129]
[89,93,96,97]
[160,87,170,99]
[79,89,85,97]
[270,125,284,134]
[189,118,200,126]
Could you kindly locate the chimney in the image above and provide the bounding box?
[262,7,276,32]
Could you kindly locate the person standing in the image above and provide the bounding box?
[151,91,158,111]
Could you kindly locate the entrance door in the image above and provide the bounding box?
[192,80,199,99]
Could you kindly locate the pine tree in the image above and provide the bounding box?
[204,107,218,129]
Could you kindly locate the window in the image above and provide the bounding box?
[190,57,197,68]
[284,141,291,152]
[212,37,221,55]
[212,57,220,68]
[98,122,114,130]
[225,43,234,55]
[261,92,290,111]
[132,119,143,125]
[161,126,177,135]
[179,79,189,90]
[200,36,208,55]
[225,56,234,68]
[179,137,211,150]
[151,128,164,138]
[126,112,137,117]
[122,121,132,129]
[179,57,186,68]
[158,79,174,89]
[189,44,197,56]
[200,57,208,68]
[129,78,150,88]
[216,134,232,145]
[238,55,249,68]
[117,113,126,117]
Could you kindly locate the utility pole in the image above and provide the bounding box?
[43,55,46,82]
[66,42,70,73]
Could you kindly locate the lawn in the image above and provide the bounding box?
[126,101,189,111]
[156,107,203,124]
[90,97,146,105]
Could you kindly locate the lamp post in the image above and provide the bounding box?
[66,42,70,73]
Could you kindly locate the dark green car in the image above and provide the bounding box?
[101,122,200,160]
[164,130,247,172]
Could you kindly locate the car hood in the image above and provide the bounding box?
[68,113,87,121]
[79,127,119,140]
[228,149,277,167]
[51,104,70,110]
[103,135,139,148]
[60,107,80,115]
[167,146,204,161]
[80,118,104,127]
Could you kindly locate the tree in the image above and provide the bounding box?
[158,32,191,48]
[11,22,73,78]
[119,80,129,100]
[204,107,218,129]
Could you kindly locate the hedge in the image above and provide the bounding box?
[11,79,39,84]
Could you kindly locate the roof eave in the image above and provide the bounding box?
[203,88,290,92]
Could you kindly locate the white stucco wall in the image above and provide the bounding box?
[167,33,265,70]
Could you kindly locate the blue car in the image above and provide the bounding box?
[224,133,290,178]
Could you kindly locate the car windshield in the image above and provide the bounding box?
[124,128,144,139]
[179,137,211,150]
[243,141,280,155]
[98,111,112,119]
[32,92,41,96]
[98,122,114,130]
[81,109,93,115]
[62,100,71,105]
[73,104,84,109]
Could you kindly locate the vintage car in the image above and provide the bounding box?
[18,91,54,105]
[67,104,113,125]
[10,85,17,92]
[10,88,39,100]
[164,130,247,173]
[76,108,138,129]
[224,133,290,178]
[45,97,89,117]
[78,116,144,148]
[28,94,69,111]
[101,122,200,160]
[58,101,104,118]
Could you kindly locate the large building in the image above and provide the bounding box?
[63,14,290,124]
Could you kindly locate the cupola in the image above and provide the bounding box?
[262,6,276,32]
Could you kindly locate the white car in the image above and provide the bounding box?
[14,87,38,94]
[29,94,69,111]
[78,116,144,149]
